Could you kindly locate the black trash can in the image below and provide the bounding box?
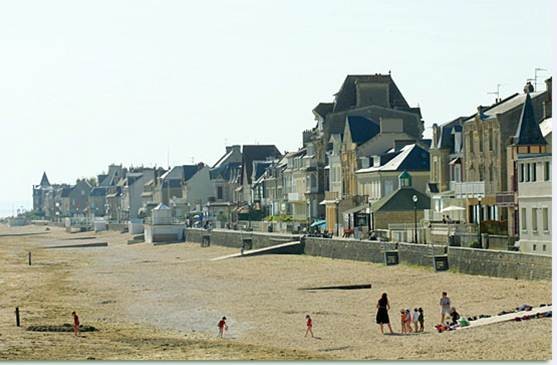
[384,251,399,266]
[434,255,449,271]
[242,238,253,251]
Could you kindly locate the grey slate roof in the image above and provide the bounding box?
[39,172,50,187]
[435,117,468,151]
[346,115,380,145]
[514,93,547,146]
[357,144,429,173]
[371,187,430,212]
[312,102,334,119]
[60,187,72,198]
[333,74,410,113]
[89,187,107,197]
[210,162,242,180]
[241,145,282,184]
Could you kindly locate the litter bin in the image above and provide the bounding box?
[384,251,399,266]
[433,255,449,271]
[242,238,253,251]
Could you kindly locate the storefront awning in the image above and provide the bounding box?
[319,199,338,205]
[449,157,462,165]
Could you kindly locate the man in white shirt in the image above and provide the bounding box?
[440,291,451,324]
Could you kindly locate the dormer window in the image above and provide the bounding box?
[399,171,412,188]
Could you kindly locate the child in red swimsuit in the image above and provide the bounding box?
[305,314,314,338]
[72,311,80,337]
[217,316,228,338]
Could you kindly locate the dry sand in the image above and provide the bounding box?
[0,225,551,360]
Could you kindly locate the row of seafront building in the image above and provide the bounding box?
[31,74,552,255]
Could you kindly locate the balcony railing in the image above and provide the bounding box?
[287,192,305,202]
[495,192,515,207]
[450,181,485,198]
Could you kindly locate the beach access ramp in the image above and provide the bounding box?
[43,240,108,249]
[454,305,552,331]
[211,240,303,261]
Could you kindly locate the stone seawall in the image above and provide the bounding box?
[185,228,301,250]
[449,247,551,280]
[304,237,396,263]
[185,229,551,281]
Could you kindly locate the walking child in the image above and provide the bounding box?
[305,314,314,338]
[72,311,80,337]
[413,308,420,333]
[217,316,228,338]
[418,308,425,332]
[400,310,407,334]
[405,309,413,333]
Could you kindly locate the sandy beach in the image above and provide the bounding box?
[0,225,551,360]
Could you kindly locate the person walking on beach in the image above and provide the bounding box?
[375,293,394,335]
[440,292,451,324]
[400,310,407,334]
[412,308,420,332]
[418,308,425,332]
[405,309,413,333]
[305,314,314,338]
[217,316,228,338]
[72,311,80,337]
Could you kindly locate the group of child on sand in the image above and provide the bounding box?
[216,314,315,338]
[399,308,425,334]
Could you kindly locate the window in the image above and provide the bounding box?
[519,163,524,182]
[533,244,537,251]
[532,208,538,232]
[543,208,549,231]
[479,132,483,152]
[525,163,530,182]
[217,186,223,200]
[544,161,551,181]
[543,245,547,251]
[488,129,493,151]
[479,166,484,181]
[531,163,536,182]
[521,208,527,230]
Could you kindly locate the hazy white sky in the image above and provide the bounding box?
[0,0,553,216]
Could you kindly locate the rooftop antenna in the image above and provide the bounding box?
[534,67,548,91]
[487,83,502,101]
[167,148,170,169]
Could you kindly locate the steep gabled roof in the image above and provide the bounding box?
[312,102,334,119]
[371,187,430,212]
[210,162,242,180]
[333,74,410,113]
[357,144,429,173]
[161,165,203,182]
[39,172,50,187]
[346,115,380,146]
[253,161,274,182]
[514,93,547,146]
[241,145,282,184]
[436,117,468,150]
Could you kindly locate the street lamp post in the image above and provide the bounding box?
[335,200,340,237]
[477,196,483,247]
[412,194,418,243]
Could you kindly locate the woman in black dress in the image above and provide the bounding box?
[376,293,394,334]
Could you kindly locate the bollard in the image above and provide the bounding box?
[28,252,32,266]
[15,307,20,327]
